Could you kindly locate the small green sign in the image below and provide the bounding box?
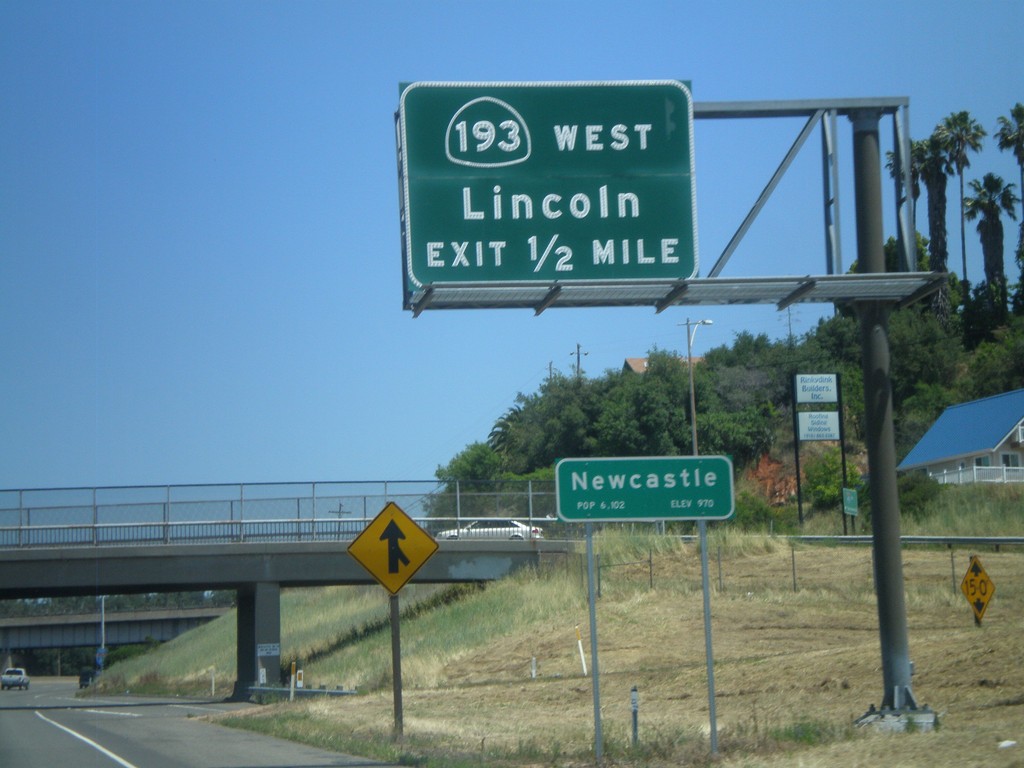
[842,487,858,516]
[397,81,697,300]
[556,456,734,522]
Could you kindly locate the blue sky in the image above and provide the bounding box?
[2,0,1022,489]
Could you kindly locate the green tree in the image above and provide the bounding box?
[487,404,522,457]
[896,381,958,461]
[435,442,503,483]
[432,441,506,517]
[960,315,1024,398]
[888,304,964,411]
[996,104,1024,314]
[937,111,986,283]
[488,372,606,475]
[703,331,793,408]
[1015,222,1024,315]
[886,141,922,229]
[964,172,1019,321]
[995,103,1024,223]
[700,403,776,467]
[803,446,858,512]
[593,350,690,457]
[919,133,954,322]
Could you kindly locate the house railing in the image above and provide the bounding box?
[930,466,1024,485]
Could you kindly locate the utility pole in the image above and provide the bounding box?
[571,343,588,377]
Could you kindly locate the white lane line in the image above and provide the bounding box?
[83,708,140,717]
[34,711,141,768]
[169,703,227,712]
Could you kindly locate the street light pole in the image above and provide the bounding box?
[681,317,719,755]
[684,318,713,456]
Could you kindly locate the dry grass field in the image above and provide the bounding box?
[217,535,1024,767]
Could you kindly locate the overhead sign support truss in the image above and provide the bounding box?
[399,95,930,315]
[699,97,916,280]
[395,85,936,729]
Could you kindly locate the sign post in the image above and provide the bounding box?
[791,373,849,531]
[349,502,439,737]
[960,554,995,625]
[556,455,734,759]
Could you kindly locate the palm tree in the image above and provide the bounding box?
[995,103,1024,222]
[918,135,951,271]
[996,104,1024,301]
[885,140,923,229]
[964,172,1020,317]
[938,111,986,283]
[487,404,523,455]
[918,133,953,322]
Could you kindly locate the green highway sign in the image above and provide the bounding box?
[842,487,858,517]
[556,456,734,522]
[397,81,697,303]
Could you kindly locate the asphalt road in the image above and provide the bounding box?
[0,677,389,767]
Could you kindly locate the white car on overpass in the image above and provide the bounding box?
[436,519,543,540]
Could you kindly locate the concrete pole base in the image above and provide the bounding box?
[856,704,937,733]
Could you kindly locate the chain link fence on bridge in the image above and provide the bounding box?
[0,480,564,548]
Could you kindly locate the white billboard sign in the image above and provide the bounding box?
[795,374,838,404]
[798,411,841,441]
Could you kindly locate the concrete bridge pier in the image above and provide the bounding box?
[232,582,281,700]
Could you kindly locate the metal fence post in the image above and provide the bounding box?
[311,483,317,541]
[528,480,533,526]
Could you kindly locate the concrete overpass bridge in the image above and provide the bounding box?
[0,481,570,698]
[0,606,230,667]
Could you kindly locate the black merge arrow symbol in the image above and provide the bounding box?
[971,561,983,576]
[381,520,411,574]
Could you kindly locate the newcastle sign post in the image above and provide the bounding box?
[556,455,734,758]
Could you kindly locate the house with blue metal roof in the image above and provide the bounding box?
[898,388,1024,484]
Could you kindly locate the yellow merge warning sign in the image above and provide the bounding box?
[348,502,439,595]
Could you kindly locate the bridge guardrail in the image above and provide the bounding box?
[0,480,561,549]
[0,517,563,548]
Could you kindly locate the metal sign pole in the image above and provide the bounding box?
[390,593,404,739]
[837,372,849,535]
[699,520,719,755]
[791,375,805,526]
[585,522,603,762]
